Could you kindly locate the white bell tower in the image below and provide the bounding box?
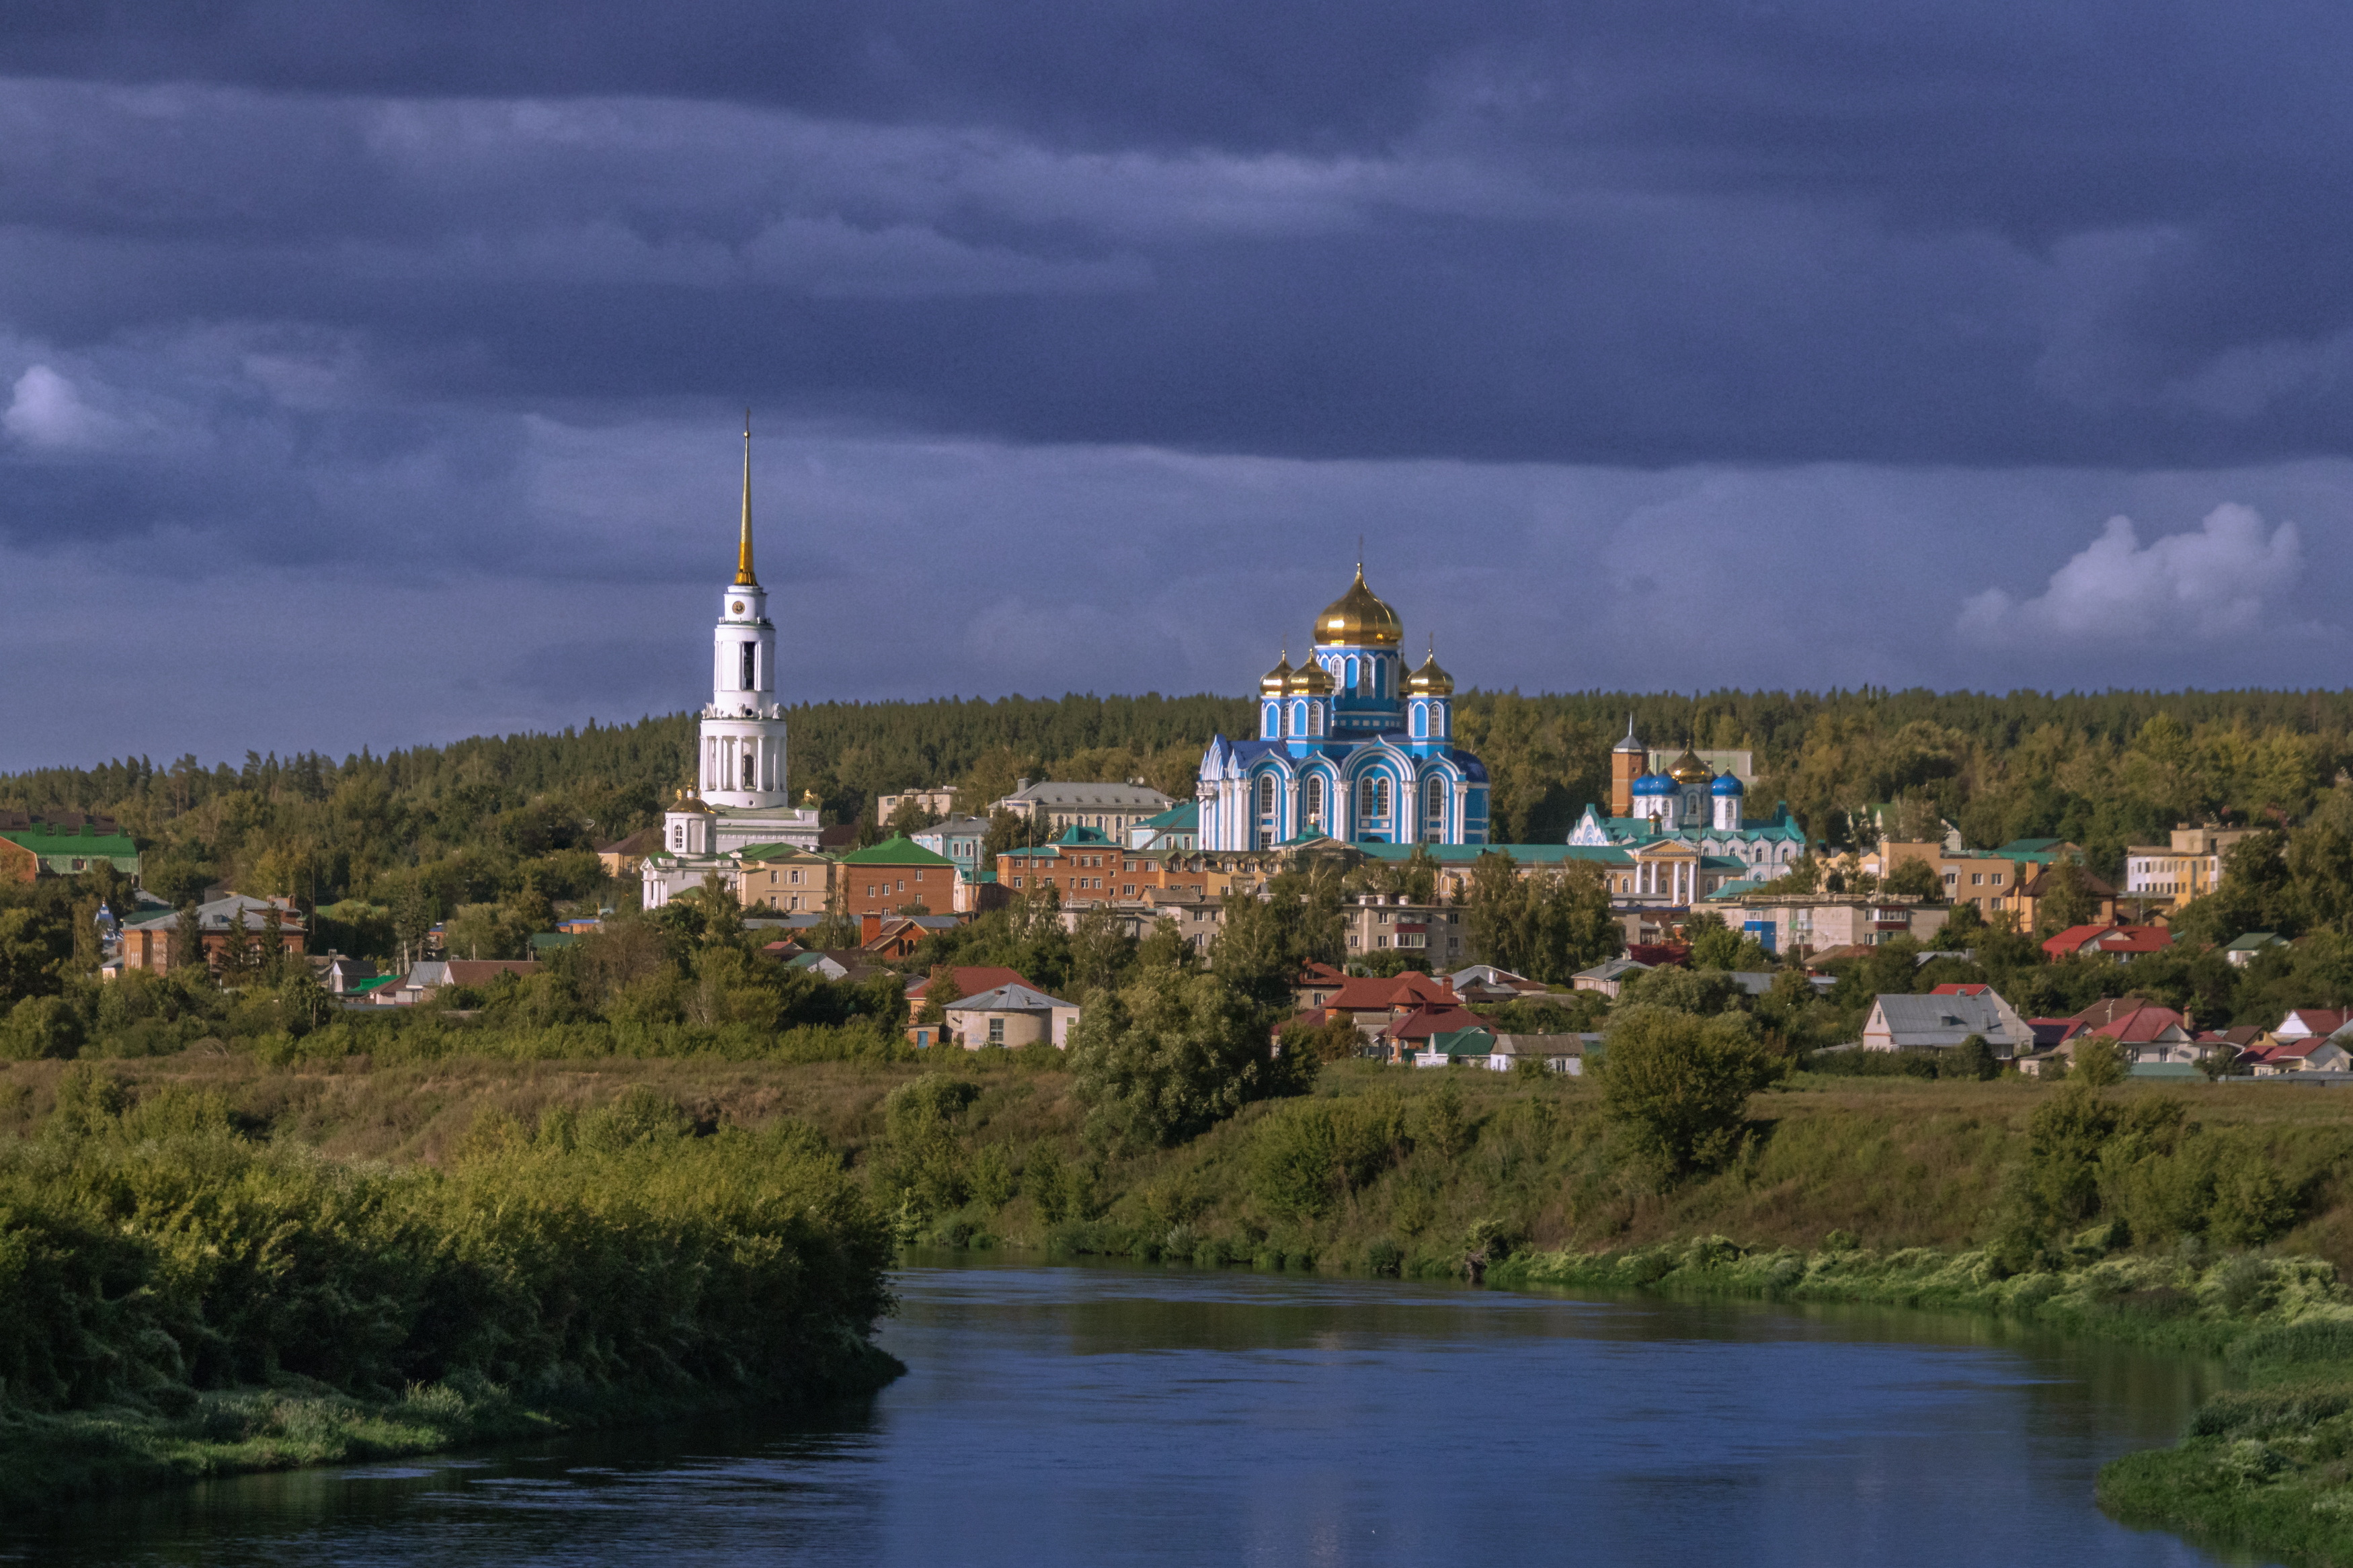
[699,417,790,811]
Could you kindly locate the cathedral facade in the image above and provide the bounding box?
[1565,718,1806,876]
[1197,569,1490,851]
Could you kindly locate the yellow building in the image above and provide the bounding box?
[2123,825,2260,906]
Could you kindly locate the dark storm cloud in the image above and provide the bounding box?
[5,3,2353,772]
[1,6,2352,468]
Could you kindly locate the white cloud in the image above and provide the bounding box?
[3,364,116,448]
[1956,503,2303,644]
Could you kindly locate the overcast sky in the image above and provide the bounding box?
[5,2,2351,772]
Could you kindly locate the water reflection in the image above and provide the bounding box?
[4,1255,2260,1567]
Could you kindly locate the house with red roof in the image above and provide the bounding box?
[2042,923,2173,961]
[1384,1001,1488,1061]
[1327,971,1463,1014]
[1929,983,1993,997]
[1316,971,1468,1059]
[2079,999,2200,1067]
[2251,1036,2353,1075]
[2016,995,2208,1074]
[2274,1008,2353,1041]
[1293,962,1349,1013]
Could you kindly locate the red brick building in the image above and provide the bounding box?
[833,836,961,920]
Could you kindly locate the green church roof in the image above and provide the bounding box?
[838,835,957,867]
[0,827,140,860]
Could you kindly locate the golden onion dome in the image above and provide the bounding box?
[1291,657,1335,694]
[1314,567,1403,647]
[1407,645,1453,695]
[1667,748,1712,785]
[1259,650,1295,694]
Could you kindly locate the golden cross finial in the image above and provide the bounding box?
[734,410,758,587]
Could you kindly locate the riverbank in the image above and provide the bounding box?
[0,1347,904,1515]
[0,1069,903,1514]
[14,1049,2353,1553]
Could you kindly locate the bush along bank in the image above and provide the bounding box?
[0,1069,901,1510]
[2094,1319,2353,1567]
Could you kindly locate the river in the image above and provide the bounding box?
[5,1255,2258,1566]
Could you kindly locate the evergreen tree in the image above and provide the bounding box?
[215,903,255,984]
[171,901,203,974]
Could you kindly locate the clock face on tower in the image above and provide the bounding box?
[730,600,746,615]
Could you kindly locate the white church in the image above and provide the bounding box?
[641,425,823,909]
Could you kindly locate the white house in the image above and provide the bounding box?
[1860,992,2030,1055]
[942,983,1082,1049]
[1485,1034,1594,1074]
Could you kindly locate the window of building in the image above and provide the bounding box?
[1426,776,1443,824]
[740,642,756,690]
[1258,776,1275,818]
[1306,775,1325,825]
[1991,872,2003,885]
[988,1017,1004,1044]
[1971,872,1984,885]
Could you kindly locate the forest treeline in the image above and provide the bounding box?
[5,688,2352,926]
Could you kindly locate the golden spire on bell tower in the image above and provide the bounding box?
[734,410,759,587]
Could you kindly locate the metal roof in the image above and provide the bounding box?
[837,835,957,866]
[945,983,1077,1012]
[1001,781,1173,809]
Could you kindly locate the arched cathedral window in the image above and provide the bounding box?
[1306,776,1324,825]
[1426,777,1444,821]
[1257,776,1275,817]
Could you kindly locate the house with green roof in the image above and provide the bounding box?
[0,816,142,882]
[836,834,960,919]
[1128,800,1199,852]
[2225,932,2290,968]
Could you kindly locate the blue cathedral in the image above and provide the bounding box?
[1197,569,1490,850]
